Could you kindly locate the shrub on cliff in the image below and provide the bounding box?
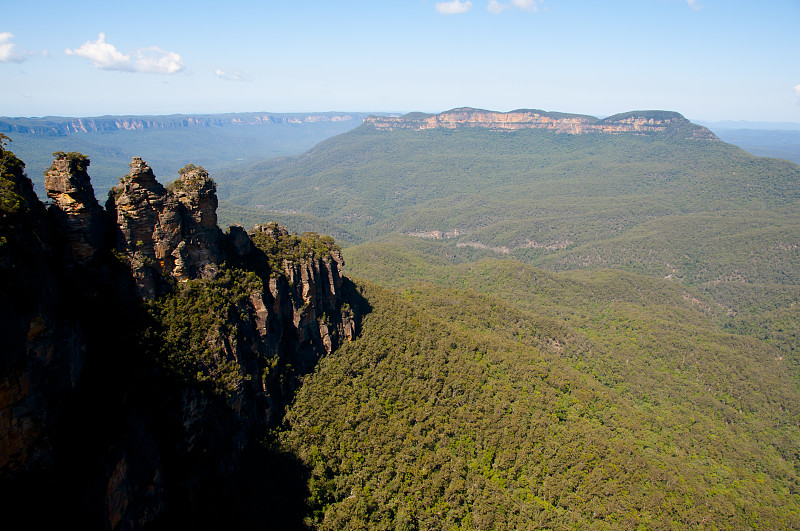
[48,151,89,173]
[249,222,340,276]
[142,267,263,397]
[168,164,215,193]
[0,136,34,248]
[0,135,26,219]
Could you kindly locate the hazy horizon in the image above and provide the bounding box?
[3,109,800,132]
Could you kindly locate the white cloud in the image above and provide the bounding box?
[488,1,505,14]
[134,47,184,74]
[795,83,800,97]
[215,69,253,82]
[435,0,473,15]
[0,32,27,63]
[65,33,133,71]
[65,33,184,74]
[488,0,542,14]
[686,0,702,11]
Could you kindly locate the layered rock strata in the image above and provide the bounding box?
[0,151,356,528]
[365,107,719,139]
[44,152,110,264]
[107,158,222,298]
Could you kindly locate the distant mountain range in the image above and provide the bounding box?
[3,109,799,202]
[218,105,800,363]
[0,111,364,134]
[0,111,378,200]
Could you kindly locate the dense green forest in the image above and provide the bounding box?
[217,119,800,393]
[219,125,800,246]
[5,112,800,528]
[280,279,800,528]
[216,116,800,528]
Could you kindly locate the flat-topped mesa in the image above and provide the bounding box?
[44,152,109,264]
[107,158,223,298]
[364,107,718,139]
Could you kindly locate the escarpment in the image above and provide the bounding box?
[0,147,87,482]
[0,149,357,528]
[365,107,718,139]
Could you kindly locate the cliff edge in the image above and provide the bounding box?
[0,147,358,528]
[364,107,718,139]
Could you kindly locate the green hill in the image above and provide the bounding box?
[220,109,800,376]
[237,110,800,526]
[220,110,800,255]
[279,277,800,529]
[6,107,800,528]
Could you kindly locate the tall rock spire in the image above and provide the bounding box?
[44,152,109,264]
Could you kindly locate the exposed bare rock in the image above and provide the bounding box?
[102,427,165,530]
[2,149,358,528]
[0,149,86,477]
[365,107,719,140]
[107,158,223,297]
[168,164,222,280]
[44,152,109,264]
[231,223,356,424]
[226,225,252,257]
[0,112,363,135]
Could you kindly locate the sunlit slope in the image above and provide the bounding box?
[346,233,800,377]
[281,279,800,529]
[222,119,800,363]
[222,123,800,250]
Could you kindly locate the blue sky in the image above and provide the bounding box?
[1,0,798,121]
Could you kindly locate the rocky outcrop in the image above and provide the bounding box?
[365,107,719,139]
[0,150,358,528]
[0,148,86,478]
[44,152,110,264]
[107,158,222,298]
[231,223,356,424]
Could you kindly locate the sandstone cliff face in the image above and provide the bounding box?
[0,151,86,478]
[365,107,718,139]
[107,158,222,298]
[0,151,357,529]
[44,152,110,264]
[230,223,355,424]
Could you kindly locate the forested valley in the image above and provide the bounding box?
[2,109,799,529]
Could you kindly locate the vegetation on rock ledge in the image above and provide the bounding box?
[142,267,263,397]
[48,150,90,173]
[249,222,340,276]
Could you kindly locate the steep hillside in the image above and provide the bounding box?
[281,279,800,529]
[221,108,799,250]
[4,106,800,529]
[0,144,356,528]
[222,107,800,362]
